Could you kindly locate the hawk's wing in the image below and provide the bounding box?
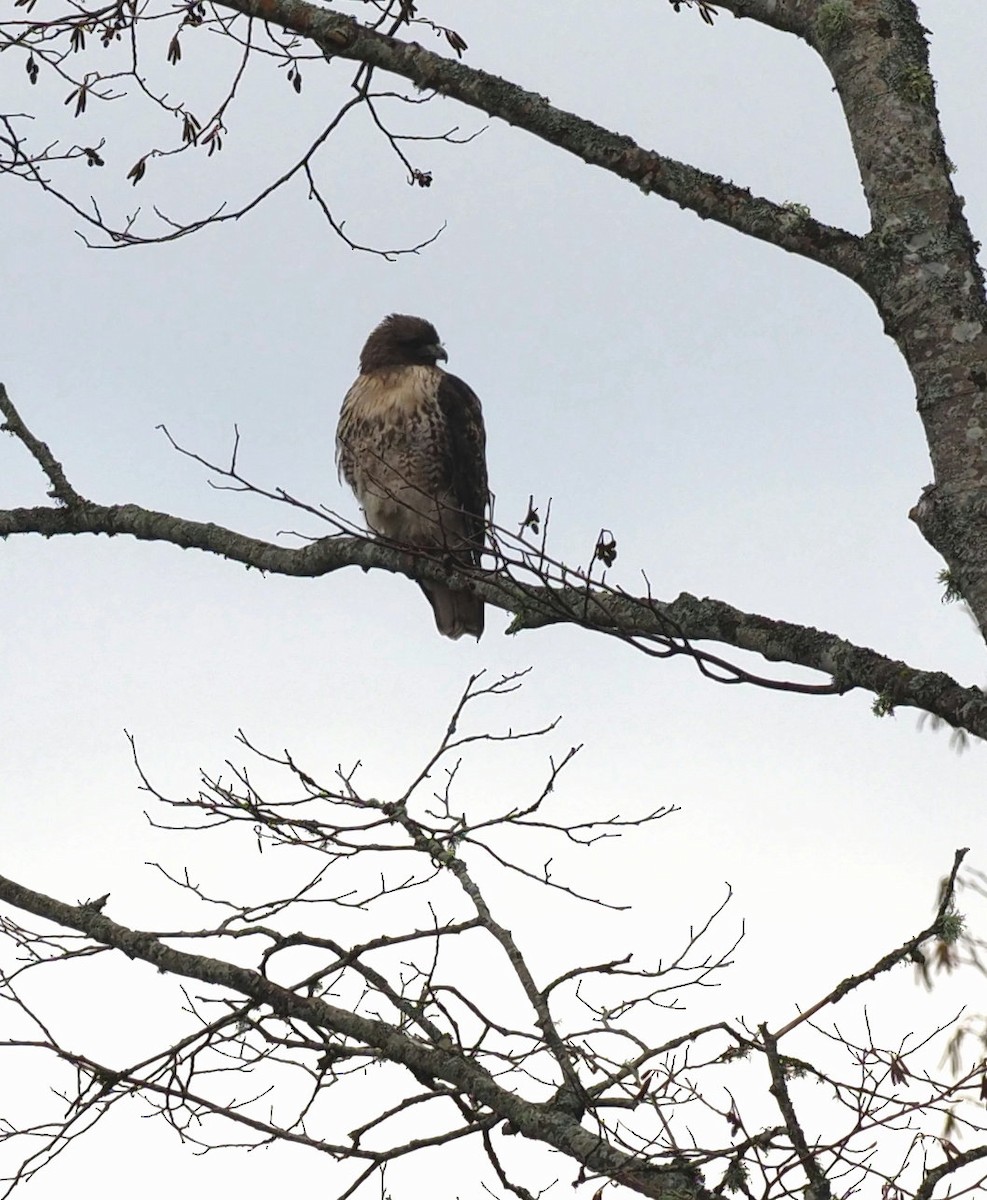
[436,371,488,564]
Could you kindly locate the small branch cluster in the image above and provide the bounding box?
[0,0,474,251]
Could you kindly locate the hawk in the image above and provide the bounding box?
[336,314,488,639]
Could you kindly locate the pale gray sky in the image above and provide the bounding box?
[1,2,986,1194]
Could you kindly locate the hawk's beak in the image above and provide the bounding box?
[432,343,448,363]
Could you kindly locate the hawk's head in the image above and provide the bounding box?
[359,314,448,372]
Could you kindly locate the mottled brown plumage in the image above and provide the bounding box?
[336,314,488,639]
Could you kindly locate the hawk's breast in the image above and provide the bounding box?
[336,365,455,545]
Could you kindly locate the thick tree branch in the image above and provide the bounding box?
[3,382,986,739]
[583,590,987,736]
[4,490,985,738]
[795,1,987,632]
[209,0,865,278]
[0,873,716,1200]
[715,0,818,40]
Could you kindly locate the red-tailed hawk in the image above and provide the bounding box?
[336,314,488,639]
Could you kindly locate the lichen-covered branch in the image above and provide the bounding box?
[0,878,715,1200]
[3,384,985,739]
[811,2,987,634]
[206,0,864,278]
[771,848,969,1040]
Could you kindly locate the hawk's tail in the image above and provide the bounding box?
[420,583,484,641]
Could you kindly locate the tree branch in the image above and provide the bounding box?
[0,872,716,1200]
[3,382,986,739]
[713,0,818,40]
[0,384,81,506]
[914,1144,987,1200]
[6,485,987,735]
[761,1024,831,1200]
[771,848,969,1040]
[211,0,865,278]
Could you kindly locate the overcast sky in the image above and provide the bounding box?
[2,2,986,1195]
